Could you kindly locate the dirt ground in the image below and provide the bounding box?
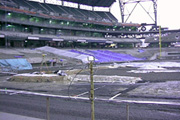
[1,61,180,99]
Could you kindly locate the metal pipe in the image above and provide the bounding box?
[2,89,180,106]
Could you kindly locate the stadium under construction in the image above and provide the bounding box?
[1,1,180,120]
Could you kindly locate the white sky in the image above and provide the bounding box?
[111,0,180,30]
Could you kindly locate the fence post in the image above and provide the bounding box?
[90,61,95,120]
[126,104,129,120]
[46,97,50,120]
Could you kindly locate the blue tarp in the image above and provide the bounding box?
[0,59,32,71]
[70,49,146,63]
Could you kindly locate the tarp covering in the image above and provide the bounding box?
[0,59,32,71]
[70,49,145,63]
[36,46,91,63]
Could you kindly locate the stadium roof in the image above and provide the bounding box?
[63,0,116,7]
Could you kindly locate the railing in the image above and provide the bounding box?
[1,89,180,120]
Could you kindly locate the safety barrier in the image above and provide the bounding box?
[1,89,180,120]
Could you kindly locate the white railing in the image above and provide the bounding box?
[1,89,180,120]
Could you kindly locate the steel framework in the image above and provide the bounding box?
[118,0,157,31]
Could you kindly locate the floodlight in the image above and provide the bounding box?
[87,56,95,62]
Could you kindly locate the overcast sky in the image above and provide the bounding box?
[111,0,180,30]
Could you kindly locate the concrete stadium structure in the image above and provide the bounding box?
[0,0,142,48]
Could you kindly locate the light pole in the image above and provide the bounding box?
[88,56,95,120]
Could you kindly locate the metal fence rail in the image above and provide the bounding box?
[1,89,180,120]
